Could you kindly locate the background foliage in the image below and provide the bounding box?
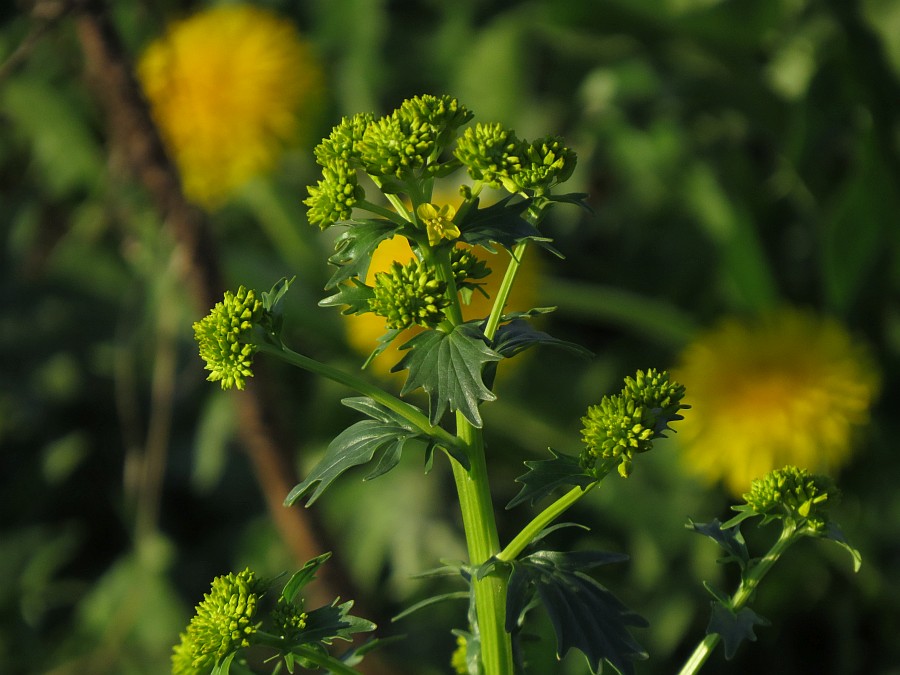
[2,0,899,673]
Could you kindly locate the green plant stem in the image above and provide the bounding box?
[451,411,515,675]
[496,482,598,563]
[484,240,528,340]
[677,522,798,675]
[255,342,460,451]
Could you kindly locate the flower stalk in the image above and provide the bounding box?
[677,522,797,675]
[451,412,515,675]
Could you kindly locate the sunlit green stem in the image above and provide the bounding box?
[677,522,798,675]
[496,482,598,563]
[451,411,514,675]
[484,240,528,340]
[255,342,459,451]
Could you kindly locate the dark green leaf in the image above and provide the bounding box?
[822,522,863,572]
[492,319,593,360]
[707,603,769,659]
[212,650,237,675]
[457,196,546,252]
[326,219,399,289]
[284,420,422,506]
[299,600,376,646]
[393,323,502,427]
[282,553,333,604]
[319,278,375,315]
[506,449,595,509]
[261,276,295,313]
[391,591,470,622]
[362,328,403,369]
[687,519,750,570]
[546,192,593,212]
[500,307,557,321]
[506,550,646,675]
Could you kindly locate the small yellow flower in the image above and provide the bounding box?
[137,5,322,208]
[674,308,879,496]
[417,202,461,246]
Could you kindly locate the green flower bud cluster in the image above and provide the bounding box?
[369,258,449,330]
[455,123,577,195]
[304,95,577,229]
[622,368,688,436]
[580,369,687,479]
[272,597,309,641]
[305,157,363,230]
[513,135,577,194]
[358,94,473,178]
[172,568,262,673]
[454,122,521,190]
[743,465,838,532]
[450,246,491,288]
[313,112,374,165]
[193,286,264,391]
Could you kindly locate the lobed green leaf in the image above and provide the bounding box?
[707,603,770,660]
[687,519,750,570]
[326,220,400,289]
[393,323,502,427]
[282,552,333,604]
[506,549,646,675]
[492,319,594,360]
[506,448,595,509]
[319,278,375,315]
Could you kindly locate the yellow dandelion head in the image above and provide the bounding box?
[137,5,322,208]
[674,308,879,496]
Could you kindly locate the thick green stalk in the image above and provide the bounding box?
[451,411,514,675]
[255,342,460,451]
[496,483,597,563]
[677,522,798,675]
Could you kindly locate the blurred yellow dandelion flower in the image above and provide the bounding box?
[674,308,879,496]
[137,5,322,208]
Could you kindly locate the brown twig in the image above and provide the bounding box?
[70,0,388,638]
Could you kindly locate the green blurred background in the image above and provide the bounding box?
[2,0,899,673]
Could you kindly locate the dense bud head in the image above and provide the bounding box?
[182,568,262,670]
[369,259,449,330]
[454,122,522,189]
[743,465,838,532]
[272,597,309,640]
[579,369,686,479]
[304,158,362,229]
[622,368,688,435]
[193,287,264,390]
[580,394,654,479]
[314,112,374,165]
[507,135,577,194]
[450,247,491,287]
[359,95,471,178]
[398,94,473,137]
